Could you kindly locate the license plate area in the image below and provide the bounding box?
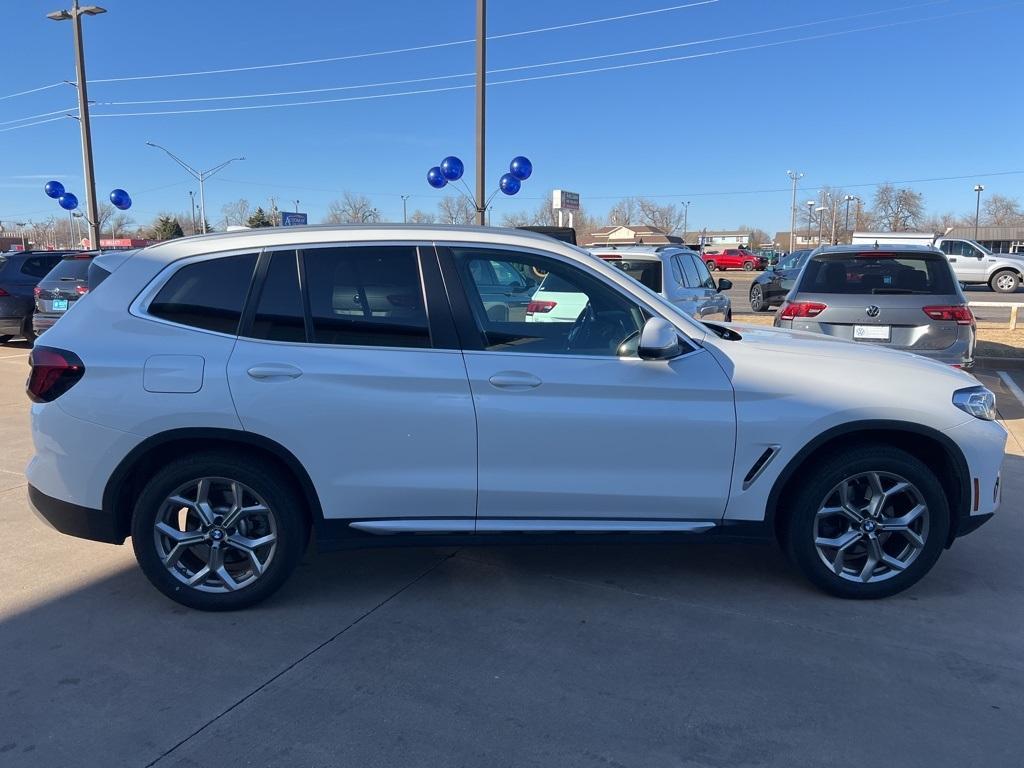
[853,324,890,341]
[52,299,69,311]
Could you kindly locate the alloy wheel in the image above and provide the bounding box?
[996,273,1017,291]
[813,471,929,583]
[750,285,764,311]
[153,477,278,593]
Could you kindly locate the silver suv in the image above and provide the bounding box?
[775,244,976,368]
[590,246,732,322]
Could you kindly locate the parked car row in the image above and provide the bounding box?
[0,250,94,344]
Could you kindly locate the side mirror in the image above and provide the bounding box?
[717,278,733,291]
[637,317,682,361]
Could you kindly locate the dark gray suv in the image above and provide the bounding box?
[33,252,96,337]
[775,245,975,368]
[0,251,71,344]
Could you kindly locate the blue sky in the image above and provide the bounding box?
[2,0,1022,234]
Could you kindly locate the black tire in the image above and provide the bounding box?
[749,284,769,312]
[131,451,309,611]
[989,269,1020,294]
[0,335,11,345]
[782,444,950,599]
[742,260,754,271]
[22,319,36,345]
[705,261,717,272]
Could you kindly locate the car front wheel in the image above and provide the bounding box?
[742,261,754,271]
[131,452,309,611]
[783,445,949,599]
[990,269,1020,294]
[749,284,769,312]
[705,261,717,272]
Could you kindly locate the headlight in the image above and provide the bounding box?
[953,386,997,421]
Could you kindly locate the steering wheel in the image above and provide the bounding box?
[565,302,596,353]
[566,303,631,355]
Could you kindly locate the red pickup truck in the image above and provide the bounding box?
[702,248,765,272]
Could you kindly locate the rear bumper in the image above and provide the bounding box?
[28,484,124,544]
[0,316,24,336]
[32,312,61,334]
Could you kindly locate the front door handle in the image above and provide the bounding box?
[488,371,542,390]
[247,364,303,380]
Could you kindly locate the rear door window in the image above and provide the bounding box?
[609,260,662,292]
[689,254,717,289]
[149,253,258,334]
[798,254,956,294]
[250,251,306,343]
[21,255,61,278]
[302,245,430,348]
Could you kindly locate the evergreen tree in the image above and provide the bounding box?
[246,207,275,228]
[152,215,184,240]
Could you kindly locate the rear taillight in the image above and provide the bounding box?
[33,286,41,298]
[923,305,974,325]
[0,287,8,297]
[27,346,85,403]
[75,284,89,295]
[526,300,557,315]
[779,301,828,319]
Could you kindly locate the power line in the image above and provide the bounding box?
[91,0,951,108]
[80,4,1012,120]
[0,82,64,103]
[0,116,69,133]
[0,105,79,127]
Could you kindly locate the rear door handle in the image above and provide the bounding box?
[488,371,542,390]
[247,364,303,380]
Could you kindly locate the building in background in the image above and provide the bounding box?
[773,231,824,251]
[686,230,752,251]
[946,226,1024,253]
[584,225,684,247]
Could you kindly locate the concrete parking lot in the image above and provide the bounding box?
[1,341,1023,767]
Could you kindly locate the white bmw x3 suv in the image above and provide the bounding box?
[26,226,1006,610]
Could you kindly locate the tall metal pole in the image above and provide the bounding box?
[830,199,838,245]
[786,171,803,252]
[973,184,984,240]
[805,201,814,245]
[682,201,690,241]
[475,0,486,226]
[188,191,197,235]
[401,194,410,223]
[70,1,101,250]
[844,196,852,236]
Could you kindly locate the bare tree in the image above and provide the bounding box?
[221,198,251,227]
[736,225,771,249]
[982,194,1024,226]
[920,211,965,233]
[324,192,381,224]
[871,183,924,232]
[408,209,436,224]
[636,198,685,233]
[96,203,115,236]
[500,193,598,242]
[437,195,475,225]
[107,212,135,238]
[607,197,638,226]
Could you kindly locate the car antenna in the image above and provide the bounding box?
[874,240,879,249]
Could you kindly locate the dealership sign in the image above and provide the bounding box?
[281,211,308,226]
[552,189,580,211]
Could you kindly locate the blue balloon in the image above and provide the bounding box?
[440,156,464,182]
[427,166,448,189]
[109,188,132,210]
[44,180,65,199]
[509,156,532,181]
[499,173,521,196]
[58,192,79,211]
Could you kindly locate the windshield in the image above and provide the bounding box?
[798,253,957,294]
[606,259,662,292]
[778,250,810,270]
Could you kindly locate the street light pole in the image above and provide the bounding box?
[188,190,197,235]
[294,199,300,213]
[973,184,985,240]
[843,194,856,240]
[805,200,815,245]
[786,170,803,252]
[401,194,411,223]
[475,0,486,226]
[48,0,105,250]
[682,201,691,242]
[816,206,827,246]
[146,142,244,234]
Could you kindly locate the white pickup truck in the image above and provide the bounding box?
[851,232,1024,293]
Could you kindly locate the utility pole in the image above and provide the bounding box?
[973,184,985,240]
[401,194,410,223]
[805,200,815,245]
[786,170,803,252]
[188,190,197,235]
[475,0,486,226]
[816,206,827,246]
[294,199,300,213]
[830,198,839,245]
[146,142,244,234]
[48,0,105,250]
[682,201,691,242]
[843,194,856,240]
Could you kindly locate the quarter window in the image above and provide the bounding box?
[302,246,430,348]
[21,256,60,278]
[250,251,305,343]
[149,253,258,334]
[689,254,717,289]
[453,248,644,356]
[676,254,700,287]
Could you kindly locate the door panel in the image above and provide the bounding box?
[228,245,477,522]
[463,350,735,521]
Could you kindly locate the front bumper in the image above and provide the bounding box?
[28,484,124,544]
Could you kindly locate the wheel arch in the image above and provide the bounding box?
[766,420,970,547]
[102,427,325,541]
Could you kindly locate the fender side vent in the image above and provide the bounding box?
[742,446,780,490]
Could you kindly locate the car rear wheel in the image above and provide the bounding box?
[783,445,949,599]
[990,269,1020,294]
[131,452,309,611]
[705,261,717,272]
[0,335,11,344]
[742,261,754,271]
[21,320,35,345]
[749,284,769,312]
